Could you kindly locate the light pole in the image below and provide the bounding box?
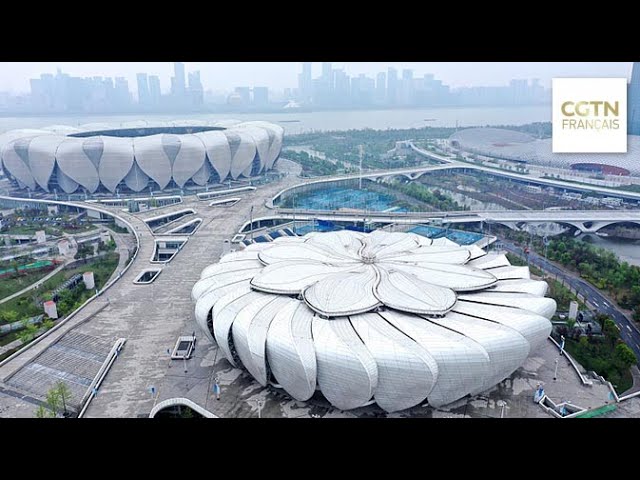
[183,354,187,373]
[257,399,264,419]
[359,144,364,190]
[554,357,559,381]
[497,400,506,418]
[249,206,254,242]
[292,196,296,235]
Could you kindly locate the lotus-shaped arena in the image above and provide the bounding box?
[0,120,283,194]
[192,230,555,412]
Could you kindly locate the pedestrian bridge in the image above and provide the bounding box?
[249,209,640,234]
[272,144,640,205]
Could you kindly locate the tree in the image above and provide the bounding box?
[603,318,620,347]
[53,381,72,416]
[35,405,53,418]
[45,388,61,417]
[614,343,637,369]
[1,310,18,324]
[594,313,609,329]
[18,319,38,344]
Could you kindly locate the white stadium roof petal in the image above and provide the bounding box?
[193,230,554,412]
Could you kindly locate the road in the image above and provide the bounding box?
[499,240,640,364]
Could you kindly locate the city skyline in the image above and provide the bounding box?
[0,62,634,94]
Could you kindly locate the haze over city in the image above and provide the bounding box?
[0,62,634,116]
[0,62,633,94]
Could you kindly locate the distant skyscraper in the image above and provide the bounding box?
[375,72,386,104]
[322,62,332,81]
[333,70,350,105]
[172,62,186,97]
[253,87,269,106]
[114,77,131,109]
[148,75,161,105]
[400,69,414,106]
[235,87,251,105]
[298,62,312,102]
[188,71,203,105]
[387,67,398,105]
[136,73,150,106]
[629,62,640,136]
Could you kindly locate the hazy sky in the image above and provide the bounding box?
[0,62,634,94]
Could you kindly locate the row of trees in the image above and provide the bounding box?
[545,237,640,321]
[284,151,345,177]
[562,314,637,392]
[386,182,466,212]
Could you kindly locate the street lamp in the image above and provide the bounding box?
[183,354,188,373]
[497,400,506,418]
[554,357,559,381]
[249,206,254,242]
[257,400,264,419]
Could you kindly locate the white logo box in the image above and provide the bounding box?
[552,77,627,153]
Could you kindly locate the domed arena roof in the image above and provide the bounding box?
[192,230,554,412]
[0,120,284,193]
[449,127,640,176]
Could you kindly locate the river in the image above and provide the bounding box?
[0,105,551,135]
[577,234,640,267]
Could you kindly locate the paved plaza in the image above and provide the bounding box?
[0,161,637,418]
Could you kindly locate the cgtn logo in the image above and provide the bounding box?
[552,78,627,153]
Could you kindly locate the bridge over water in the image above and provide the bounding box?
[247,208,640,234]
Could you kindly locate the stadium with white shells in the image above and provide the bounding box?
[192,229,555,412]
[0,120,284,194]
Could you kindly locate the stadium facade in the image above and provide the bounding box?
[449,127,640,176]
[0,120,284,194]
[192,230,554,412]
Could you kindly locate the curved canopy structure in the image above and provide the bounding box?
[193,230,554,412]
[0,120,284,193]
[449,127,640,177]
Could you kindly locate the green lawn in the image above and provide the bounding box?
[0,330,21,347]
[0,268,57,300]
[0,252,120,325]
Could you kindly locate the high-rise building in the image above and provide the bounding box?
[298,62,313,103]
[629,62,640,136]
[375,72,386,104]
[253,87,269,106]
[188,71,203,106]
[387,67,398,105]
[333,69,350,105]
[171,62,186,97]
[148,75,161,105]
[322,62,332,82]
[136,73,150,106]
[114,77,131,109]
[234,87,251,105]
[351,74,375,105]
[400,69,414,106]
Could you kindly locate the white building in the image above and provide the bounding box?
[44,300,58,319]
[57,239,70,256]
[192,230,555,412]
[0,120,284,194]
